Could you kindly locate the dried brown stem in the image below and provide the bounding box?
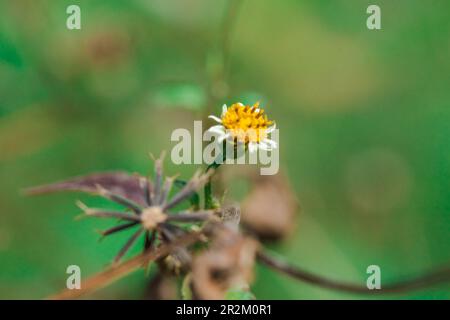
[257,249,450,295]
[48,231,203,300]
[167,211,213,222]
[84,211,141,222]
[100,221,139,236]
[95,184,142,213]
[113,228,144,263]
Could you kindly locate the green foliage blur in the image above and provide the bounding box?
[0,0,449,299]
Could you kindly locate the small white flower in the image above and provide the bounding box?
[207,102,277,153]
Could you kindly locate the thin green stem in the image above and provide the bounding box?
[202,1,243,208]
[204,148,227,209]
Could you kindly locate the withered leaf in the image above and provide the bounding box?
[25,172,148,206]
[191,225,258,300]
[242,174,298,241]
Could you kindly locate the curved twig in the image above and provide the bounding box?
[257,249,450,294]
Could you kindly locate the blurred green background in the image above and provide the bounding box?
[1,0,449,299]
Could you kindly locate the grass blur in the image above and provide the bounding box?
[0,0,449,299]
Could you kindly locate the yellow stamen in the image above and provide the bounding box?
[221,102,274,143]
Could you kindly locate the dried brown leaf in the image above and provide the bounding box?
[242,173,298,240]
[191,226,258,300]
[25,172,148,206]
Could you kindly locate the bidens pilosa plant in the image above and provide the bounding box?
[207,102,277,153]
[27,103,278,299]
[26,100,450,299]
[26,98,450,299]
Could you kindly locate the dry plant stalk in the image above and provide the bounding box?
[49,231,203,300]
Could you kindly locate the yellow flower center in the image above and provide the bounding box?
[221,102,274,143]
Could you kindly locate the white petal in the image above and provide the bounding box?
[267,123,276,133]
[237,102,244,106]
[258,141,271,151]
[221,104,228,116]
[207,125,226,135]
[248,142,258,153]
[208,115,222,123]
[218,132,231,143]
[263,138,277,148]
